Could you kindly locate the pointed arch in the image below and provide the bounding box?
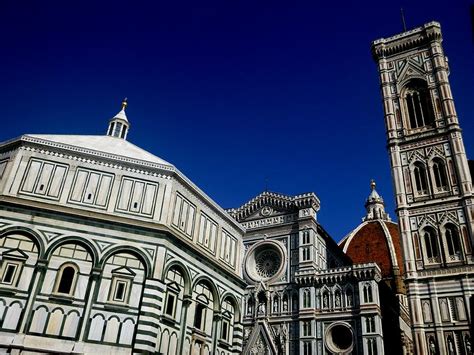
[422,226,440,262]
[400,78,435,129]
[443,223,462,259]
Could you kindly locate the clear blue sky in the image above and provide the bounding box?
[1,0,473,241]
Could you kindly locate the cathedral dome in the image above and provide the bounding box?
[339,181,405,293]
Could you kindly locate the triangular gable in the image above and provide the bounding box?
[397,59,426,83]
[2,248,28,260]
[243,321,277,355]
[227,191,319,222]
[111,266,136,277]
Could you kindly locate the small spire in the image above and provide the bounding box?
[400,8,407,32]
[106,98,130,140]
[363,180,391,221]
[121,97,128,111]
[370,179,376,190]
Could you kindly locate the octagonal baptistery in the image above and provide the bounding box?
[0,101,246,354]
[339,181,413,354]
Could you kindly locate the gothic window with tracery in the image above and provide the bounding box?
[367,338,378,355]
[445,224,461,259]
[363,284,373,303]
[303,289,311,308]
[414,162,429,195]
[403,79,435,129]
[423,227,440,262]
[432,158,448,191]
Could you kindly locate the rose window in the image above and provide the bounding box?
[255,249,281,278]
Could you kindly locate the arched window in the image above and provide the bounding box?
[403,79,435,129]
[221,298,236,344]
[193,281,214,332]
[303,289,311,308]
[363,284,373,303]
[413,162,429,195]
[54,264,78,296]
[292,293,298,310]
[423,227,439,262]
[164,266,185,318]
[367,338,377,355]
[432,159,448,191]
[445,225,461,259]
[302,230,310,244]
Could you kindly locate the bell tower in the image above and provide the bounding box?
[372,22,474,354]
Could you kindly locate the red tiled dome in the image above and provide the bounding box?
[341,220,404,279]
[339,181,405,293]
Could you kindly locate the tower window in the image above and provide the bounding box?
[302,247,310,261]
[363,284,373,303]
[404,79,435,129]
[302,230,310,244]
[423,228,440,262]
[302,321,311,336]
[367,338,378,355]
[303,289,311,308]
[445,225,461,259]
[413,162,429,195]
[366,316,376,333]
[432,159,448,191]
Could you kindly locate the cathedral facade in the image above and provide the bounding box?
[0,20,471,355]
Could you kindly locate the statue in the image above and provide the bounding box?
[323,293,328,308]
[283,298,288,312]
[429,338,436,355]
[335,293,341,307]
[258,302,266,315]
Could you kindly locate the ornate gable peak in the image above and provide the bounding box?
[227,191,320,222]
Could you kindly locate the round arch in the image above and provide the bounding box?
[45,236,99,266]
[163,260,192,296]
[220,292,242,319]
[0,226,45,258]
[99,245,152,278]
[192,275,220,311]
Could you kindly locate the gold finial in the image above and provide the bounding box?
[370,179,376,190]
[121,97,128,110]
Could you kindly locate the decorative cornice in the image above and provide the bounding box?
[20,135,175,173]
[371,21,442,61]
[295,263,382,285]
[226,191,320,222]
